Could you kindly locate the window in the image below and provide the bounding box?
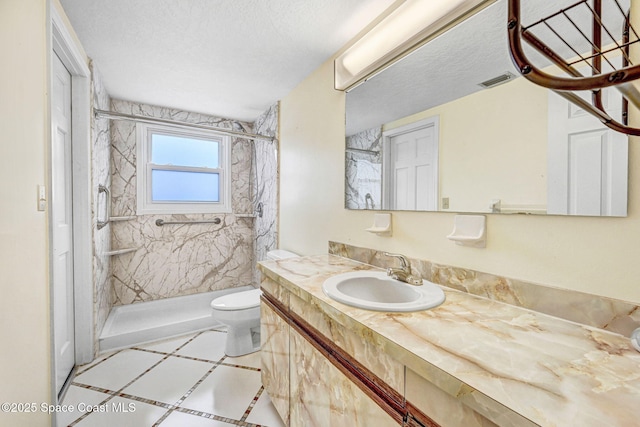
[136,123,231,214]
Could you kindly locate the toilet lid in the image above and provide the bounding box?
[211,289,262,311]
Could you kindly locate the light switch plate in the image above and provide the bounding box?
[38,185,46,211]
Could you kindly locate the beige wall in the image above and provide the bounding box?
[280,38,640,305]
[384,77,549,213]
[0,0,52,425]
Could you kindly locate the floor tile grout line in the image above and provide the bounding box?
[70,383,181,411]
[151,409,174,425]
[74,349,122,375]
[65,328,269,427]
[150,354,265,426]
[68,331,201,425]
[68,351,175,426]
[170,330,207,352]
[114,391,175,410]
[170,406,263,427]
[70,373,265,427]
[133,344,261,372]
[70,382,116,395]
[67,384,118,426]
[134,329,206,354]
[68,330,214,426]
[130,347,173,357]
[152,356,228,426]
[73,328,201,377]
[75,328,222,375]
[219,361,261,372]
[240,385,265,422]
[135,347,229,365]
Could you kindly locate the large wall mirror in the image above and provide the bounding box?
[345,0,629,217]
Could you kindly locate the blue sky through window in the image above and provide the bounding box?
[151,133,219,168]
[152,170,219,202]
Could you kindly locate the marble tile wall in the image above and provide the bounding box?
[253,103,279,283]
[329,241,640,337]
[109,100,257,304]
[345,127,382,210]
[90,62,112,354]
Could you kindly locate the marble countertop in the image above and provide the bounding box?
[258,254,640,427]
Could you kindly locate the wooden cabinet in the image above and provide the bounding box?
[260,278,441,427]
[405,368,498,427]
[260,300,290,424]
[290,326,397,427]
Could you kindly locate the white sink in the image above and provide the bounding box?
[322,271,445,312]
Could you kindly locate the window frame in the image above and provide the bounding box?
[136,123,232,215]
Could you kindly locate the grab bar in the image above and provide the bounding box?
[104,247,139,256]
[97,185,110,230]
[111,215,137,222]
[155,218,221,226]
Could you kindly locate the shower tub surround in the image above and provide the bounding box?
[98,286,254,352]
[253,103,280,283]
[91,62,112,352]
[109,100,265,305]
[258,253,640,427]
[110,214,254,304]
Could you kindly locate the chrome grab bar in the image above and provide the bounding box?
[97,185,110,230]
[155,218,221,226]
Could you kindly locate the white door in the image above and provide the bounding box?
[52,53,75,394]
[384,118,439,210]
[547,89,628,216]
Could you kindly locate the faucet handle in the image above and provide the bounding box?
[383,252,409,269]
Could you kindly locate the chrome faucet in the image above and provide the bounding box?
[383,252,423,286]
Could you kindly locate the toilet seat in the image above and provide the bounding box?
[210,289,262,311]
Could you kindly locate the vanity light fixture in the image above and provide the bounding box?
[335,0,496,91]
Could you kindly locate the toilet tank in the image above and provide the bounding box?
[266,249,298,260]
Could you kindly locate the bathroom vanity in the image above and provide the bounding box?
[259,254,640,427]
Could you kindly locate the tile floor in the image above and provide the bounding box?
[58,329,285,427]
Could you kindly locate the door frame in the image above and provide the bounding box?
[49,3,93,399]
[381,116,439,210]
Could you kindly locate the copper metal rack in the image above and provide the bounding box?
[508,0,640,135]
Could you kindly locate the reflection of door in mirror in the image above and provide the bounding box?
[547,86,628,217]
[383,117,439,211]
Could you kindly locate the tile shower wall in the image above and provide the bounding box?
[109,100,256,304]
[345,127,382,209]
[91,62,112,353]
[253,103,279,283]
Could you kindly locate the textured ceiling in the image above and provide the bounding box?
[346,0,631,135]
[59,0,395,121]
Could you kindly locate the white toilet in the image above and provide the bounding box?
[210,249,298,356]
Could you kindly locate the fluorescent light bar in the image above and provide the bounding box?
[335,0,496,91]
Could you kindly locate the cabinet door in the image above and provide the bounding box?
[261,301,290,425]
[290,328,399,427]
[406,368,496,427]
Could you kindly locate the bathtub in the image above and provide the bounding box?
[99,285,255,353]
